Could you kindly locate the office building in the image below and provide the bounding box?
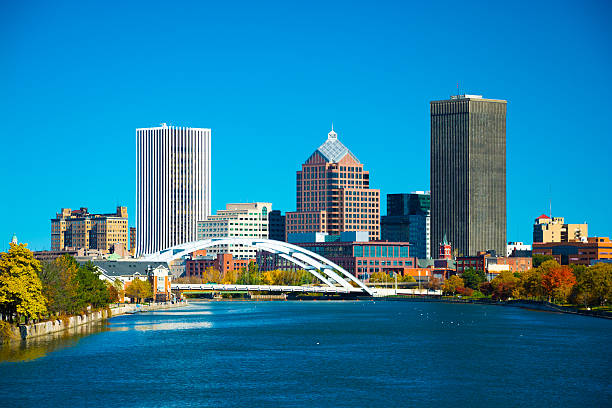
[533,237,612,265]
[197,202,271,259]
[51,206,128,252]
[136,124,211,256]
[431,94,507,257]
[381,191,431,259]
[186,253,254,279]
[268,210,286,241]
[286,126,380,240]
[533,215,588,243]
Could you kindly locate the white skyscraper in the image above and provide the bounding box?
[136,123,211,256]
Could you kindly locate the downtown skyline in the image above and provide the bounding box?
[2,1,611,251]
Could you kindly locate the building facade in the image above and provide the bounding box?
[381,191,431,259]
[197,202,271,259]
[533,237,612,265]
[286,127,380,240]
[507,241,532,257]
[136,124,211,256]
[431,95,507,257]
[289,232,413,281]
[268,210,286,241]
[51,207,128,252]
[533,214,588,243]
[186,253,254,279]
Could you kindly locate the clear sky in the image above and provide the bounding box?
[1,0,611,251]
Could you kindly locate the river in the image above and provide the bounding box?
[1,300,611,407]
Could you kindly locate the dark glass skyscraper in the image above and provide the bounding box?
[430,95,506,257]
[381,192,430,259]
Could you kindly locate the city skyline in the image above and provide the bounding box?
[2,1,611,251]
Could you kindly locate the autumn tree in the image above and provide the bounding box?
[125,278,152,303]
[237,262,261,285]
[533,254,554,268]
[427,277,441,291]
[38,255,80,315]
[541,265,576,303]
[0,243,48,323]
[490,271,519,301]
[442,275,464,296]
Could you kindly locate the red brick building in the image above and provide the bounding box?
[186,253,254,279]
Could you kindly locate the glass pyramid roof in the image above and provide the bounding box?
[315,127,360,164]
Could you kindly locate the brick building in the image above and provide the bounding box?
[533,237,612,265]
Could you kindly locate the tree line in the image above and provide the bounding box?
[0,243,153,326]
[176,262,321,286]
[442,260,612,307]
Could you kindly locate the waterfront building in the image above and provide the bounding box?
[136,123,211,256]
[456,251,532,280]
[438,234,452,259]
[288,231,413,281]
[186,252,254,279]
[197,202,271,259]
[507,241,531,257]
[286,126,380,241]
[533,214,588,243]
[533,237,612,265]
[268,210,286,242]
[51,207,128,252]
[431,94,507,257]
[381,192,431,259]
[95,260,172,302]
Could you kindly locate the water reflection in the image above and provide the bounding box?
[0,321,109,363]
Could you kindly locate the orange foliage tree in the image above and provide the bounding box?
[541,266,576,303]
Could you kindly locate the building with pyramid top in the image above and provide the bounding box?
[286,126,380,240]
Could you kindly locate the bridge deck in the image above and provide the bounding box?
[172,284,363,294]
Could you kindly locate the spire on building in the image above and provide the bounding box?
[328,123,337,140]
[11,234,18,245]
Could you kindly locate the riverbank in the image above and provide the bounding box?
[4,300,189,342]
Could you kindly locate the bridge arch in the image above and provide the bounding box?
[140,238,373,295]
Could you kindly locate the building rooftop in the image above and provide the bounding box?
[314,126,360,164]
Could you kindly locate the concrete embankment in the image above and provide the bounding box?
[8,301,188,341]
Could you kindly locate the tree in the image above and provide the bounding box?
[570,263,612,307]
[0,243,48,323]
[490,271,519,301]
[461,268,486,290]
[125,278,152,303]
[75,262,111,310]
[442,275,464,295]
[533,254,554,268]
[237,262,261,285]
[427,277,441,291]
[38,255,80,315]
[541,265,576,303]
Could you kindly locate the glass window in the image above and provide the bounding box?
[354,245,363,257]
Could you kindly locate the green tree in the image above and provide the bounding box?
[571,263,612,307]
[75,262,110,310]
[533,254,554,268]
[237,262,261,285]
[0,243,48,323]
[461,268,486,290]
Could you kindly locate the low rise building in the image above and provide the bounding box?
[457,251,532,280]
[186,253,253,280]
[533,237,612,265]
[288,231,414,282]
[94,260,172,302]
[507,241,531,257]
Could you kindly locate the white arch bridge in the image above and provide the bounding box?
[141,238,374,296]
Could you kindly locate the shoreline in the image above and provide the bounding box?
[4,300,190,343]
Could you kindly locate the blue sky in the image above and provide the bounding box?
[1,0,611,251]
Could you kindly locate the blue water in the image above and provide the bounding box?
[1,300,611,407]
